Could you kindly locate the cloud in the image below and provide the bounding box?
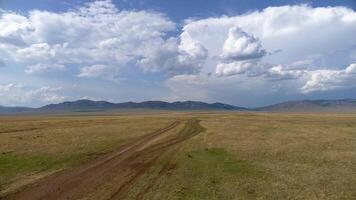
[216,61,255,76]
[215,28,305,79]
[0,0,205,77]
[78,64,117,80]
[215,27,267,76]
[220,27,266,61]
[25,63,66,74]
[165,75,214,102]
[137,33,208,75]
[1,3,356,107]
[302,63,356,93]
[181,5,356,67]
[266,65,305,80]
[0,83,21,92]
[0,83,66,106]
[164,73,304,107]
[28,87,66,103]
[175,4,356,94]
[182,5,356,57]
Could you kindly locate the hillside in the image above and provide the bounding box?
[0,100,245,114]
[0,106,34,114]
[257,99,356,112]
[2,99,356,114]
[41,100,245,111]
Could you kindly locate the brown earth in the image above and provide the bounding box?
[3,118,205,200]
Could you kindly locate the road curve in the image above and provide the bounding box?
[3,119,205,200]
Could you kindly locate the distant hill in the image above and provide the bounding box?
[0,99,245,114]
[2,99,356,114]
[40,100,117,111]
[257,99,356,112]
[40,100,245,111]
[0,106,34,114]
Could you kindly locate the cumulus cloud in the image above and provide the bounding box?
[215,27,305,80]
[177,4,356,94]
[0,0,206,78]
[0,83,21,92]
[25,63,66,74]
[266,65,305,80]
[165,75,214,102]
[216,61,255,76]
[302,63,356,93]
[28,87,66,103]
[220,27,266,61]
[0,83,66,106]
[78,64,117,80]
[215,27,266,76]
[178,31,208,67]
[137,33,208,75]
[181,5,356,61]
[164,73,304,106]
[1,3,356,106]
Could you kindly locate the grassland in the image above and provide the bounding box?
[0,114,180,195]
[1,112,356,199]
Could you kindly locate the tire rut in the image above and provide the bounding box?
[3,119,205,200]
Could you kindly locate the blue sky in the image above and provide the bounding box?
[2,0,356,20]
[0,0,356,107]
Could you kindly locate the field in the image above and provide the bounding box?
[0,112,355,199]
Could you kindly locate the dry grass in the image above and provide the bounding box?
[0,113,183,195]
[1,112,356,199]
[130,112,356,199]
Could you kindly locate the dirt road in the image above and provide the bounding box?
[3,118,205,200]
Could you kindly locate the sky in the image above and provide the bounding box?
[0,0,355,107]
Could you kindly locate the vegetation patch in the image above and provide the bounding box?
[187,148,263,176]
[0,153,83,187]
[141,147,266,200]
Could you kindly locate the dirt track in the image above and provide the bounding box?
[3,118,205,200]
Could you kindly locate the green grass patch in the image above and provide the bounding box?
[144,147,267,200]
[0,153,82,186]
[0,153,85,175]
[188,148,263,176]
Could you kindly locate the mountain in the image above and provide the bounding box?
[0,106,33,114]
[257,99,356,112]
[38,100,246,112]
[40,100,117,111]
[2,99,356,114]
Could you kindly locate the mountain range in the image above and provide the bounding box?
[1,99,356,114]
[0,100,245,114]
[256,99,356,112]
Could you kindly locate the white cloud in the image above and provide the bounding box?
[0,0,203,77]
[165,75,213,102]
[220,27,266,61]
[216,61,255,76]
[345,63,356,74]
[78,64,117,80]
[0,83,66,106]
[164,73,303,106]
[25,63,66,74]
[28,87,66,103]
[178,32,208,60]
[137,34,208,75]
[266,65,305,80]
[16,43,54,62]
[175,4,356,94]
[0,83,22,92]
[181,5,356,66]
[302,63,356,93]
[1,3,356,106]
